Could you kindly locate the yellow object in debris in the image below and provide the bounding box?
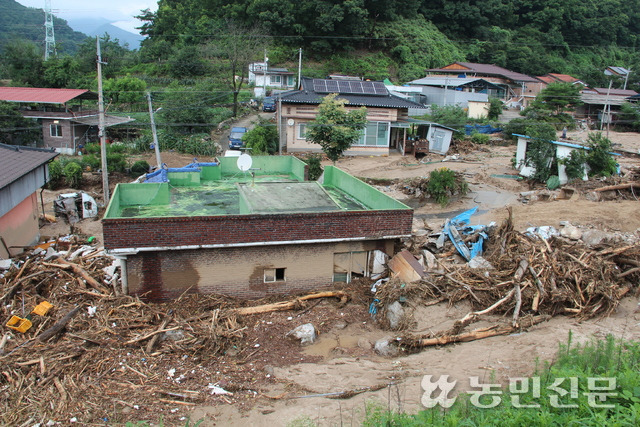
[31,301,53,316]
[6,315,33,333]
[5,301,53,333]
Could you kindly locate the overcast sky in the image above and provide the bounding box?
[16,0,159,33]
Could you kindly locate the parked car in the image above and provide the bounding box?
[228,127,247,150]
[262,97,276,112]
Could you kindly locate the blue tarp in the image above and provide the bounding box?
[143,161,219,183]
[443,207,488,261]
[465,124,502,135]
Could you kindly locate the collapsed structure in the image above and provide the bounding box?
[102,156,413,300]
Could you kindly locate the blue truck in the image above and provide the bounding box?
[262,97,276,112]
[228,127,247,150]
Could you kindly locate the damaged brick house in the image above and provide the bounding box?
[102,156,412,300]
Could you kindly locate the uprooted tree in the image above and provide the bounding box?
[306,93,367,163]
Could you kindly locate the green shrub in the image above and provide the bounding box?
[47,160,63,189]
[426,167,468,206]
[63,161,83,188]
[107,152,127,172]
[82,154,101,171]
[470,132,490,144]
[585,133,617,177]
[84,143,100,155]
[304,154,323,180]
[559,149,587,181]
[130,160,150,176]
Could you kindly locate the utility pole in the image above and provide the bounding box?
[44,0,56,60]
[146,92,162,168]
[263,49,268,98]
[600,80,612,135]
[623,69,632,90]
[97,37,109,204]
[297,48,302,89]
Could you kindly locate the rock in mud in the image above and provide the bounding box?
[374,336,399,357]
[286,323,317,345]
[386,301,404,330]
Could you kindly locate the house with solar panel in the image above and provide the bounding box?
[0,87,134,155]
[278,77,455,156]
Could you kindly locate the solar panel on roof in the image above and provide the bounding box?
[362,81,376,94]
[326,80,339,92]
[313,79,327,93]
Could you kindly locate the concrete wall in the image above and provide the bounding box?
[0,192,39,258]
[468,101,490,119]
[125,239,393,300]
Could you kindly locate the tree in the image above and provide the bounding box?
[488,98,503,120]
[531,82,583,116]
[0,101,41,146]
[206,21,269,117]
[2,40,44,86]
[103,76,147,108]
[243,119,278,154]
[306,94,367,163]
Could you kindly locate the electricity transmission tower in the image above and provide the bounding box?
[44,0,56,60]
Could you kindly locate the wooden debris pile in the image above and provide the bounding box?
[375,210,640,349]
[0,240,349,425]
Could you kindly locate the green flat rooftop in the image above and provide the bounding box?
[104,157,409,219]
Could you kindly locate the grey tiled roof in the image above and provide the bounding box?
[0,144,58,190]
[279,78,425,109]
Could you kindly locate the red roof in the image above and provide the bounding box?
[547,73,580,83]
[0,87,97,104]
[428,62,539,83]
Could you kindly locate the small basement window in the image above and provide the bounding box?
[264,267,286,282]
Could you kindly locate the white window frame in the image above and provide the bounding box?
[353,121,390,147]
[50,123,62,138]
[297,123,307,140]
[271,75,282,84]
[264,267,286,283]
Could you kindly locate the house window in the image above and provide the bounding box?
[297,123,307,140]
[50,124,62,137]
[286,76,295,86]
[353,122,389,147]
[264,267,286,282]
[271,75,281,84]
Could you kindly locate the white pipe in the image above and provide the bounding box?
[105,234,412,256]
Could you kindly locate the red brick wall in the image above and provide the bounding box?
[103,210,413,250]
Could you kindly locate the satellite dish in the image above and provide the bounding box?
[237,153,253,172]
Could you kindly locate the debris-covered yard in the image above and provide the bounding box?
[1,130,640,425]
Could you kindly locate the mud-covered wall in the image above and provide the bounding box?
[125,240,392,300]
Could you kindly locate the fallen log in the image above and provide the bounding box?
[43,258,109,294]
[145,312,173,353]
[408,315,550,348]
[233,291,349,315]
[37,306,82,342]
[593,182,640,192]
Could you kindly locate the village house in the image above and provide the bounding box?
[426,62,543,109]
[0,87,133,154]
[102,156,413,301]
[577,87,639,124]
[0,143,57,259]
[278,77,454,156]
[248,62,297,97]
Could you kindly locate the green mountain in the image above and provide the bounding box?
[0,0,89,56]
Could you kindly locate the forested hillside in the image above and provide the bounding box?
[137,0,640,86]
[0,0,88,55]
